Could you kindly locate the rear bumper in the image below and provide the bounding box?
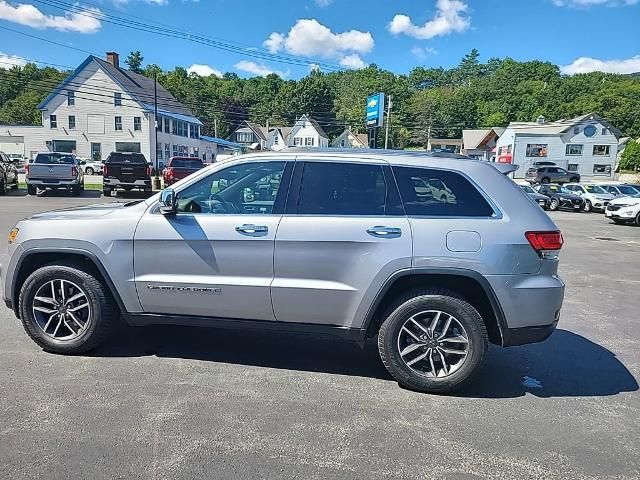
[26,178,79,187]
[485,273,565,344]
[104,178,151,189]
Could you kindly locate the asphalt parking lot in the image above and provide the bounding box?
[0,191,638,480]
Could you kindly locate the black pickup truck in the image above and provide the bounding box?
[103,152,151,197]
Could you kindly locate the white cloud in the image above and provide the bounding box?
[388,0,470,39]
[263,18,373,67]
[315,0,333,6]
[411,46,438,60]
[0,1,102,33]
[187,63,222,77]
[0,51,28,67]
[339,54,365,69]
[234,60,289,78]
[552,0,637,6]
[560,55,640,74]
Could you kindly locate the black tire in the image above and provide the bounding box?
[570,177,579,183]
[27,185,37,195]
[549,198,559,211]
[541,177,551,184]
[85,167,94,175]
[583,200,592,213]
[103,188,111,197]
[636,212,640,227]
[612,219,626,225]
[18,263,118,354]
[378,288,488,394]
[0,177,5,195]
[71,185,81,196]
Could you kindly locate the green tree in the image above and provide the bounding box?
[620,140,640,171]
[125,51,144,73]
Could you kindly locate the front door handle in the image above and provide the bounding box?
[235,224,269,236]
[366,226,402,238]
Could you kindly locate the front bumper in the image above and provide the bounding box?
[605,206,637,220]
[502,322,558,346]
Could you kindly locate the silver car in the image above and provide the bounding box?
[1,151,565,394]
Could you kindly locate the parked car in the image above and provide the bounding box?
[163,156,205,186]
[525,166,580,185]
[25,152,84,196]
[534,184,585,211]
[605,195,640,226]
[103,152,152,197]
[0,151,19,195]
[79,159,105,176]
[1,151,566,394]
[563,183,615,212]
[599,183,640,197]
[519,184,550,209]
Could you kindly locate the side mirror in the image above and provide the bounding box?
[159,188,177,215]
[80,160,86,165]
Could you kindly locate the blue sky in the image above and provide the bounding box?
[0,0,639,78]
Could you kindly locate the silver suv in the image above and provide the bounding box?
[1,151,565,394]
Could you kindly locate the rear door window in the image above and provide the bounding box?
[393,166,495,217]
[297,162,389,216]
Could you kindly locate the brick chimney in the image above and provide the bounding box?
[106,52,119,69]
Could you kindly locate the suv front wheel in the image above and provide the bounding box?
[378,289,488,394]
[18,263,117,354]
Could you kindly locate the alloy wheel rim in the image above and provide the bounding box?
[32,279,92,341]
[397,310,470,378]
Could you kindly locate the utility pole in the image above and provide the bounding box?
[152,71,161,190]
[384,95,392,149]
[214,118,218,138]
[426,115,433,151]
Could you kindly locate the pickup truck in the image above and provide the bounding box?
[25,152,84,196]
[163,156,204,186]
[103,152,152,197]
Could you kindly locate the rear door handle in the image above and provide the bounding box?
[366,226,402,238]
[235,224,269,236]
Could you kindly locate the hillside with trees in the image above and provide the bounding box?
[1,49,639,148]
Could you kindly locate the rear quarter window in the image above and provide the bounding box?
[171,158,203,168]
[393,166,495,217]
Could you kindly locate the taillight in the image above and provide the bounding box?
[103,165,108,176]
[25,163,29,175]
[525,231,564,252]
[147,165,152,177]
[166,167,174,179]
[72,166,78,176]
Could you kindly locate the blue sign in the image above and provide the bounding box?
[366,92,385,128]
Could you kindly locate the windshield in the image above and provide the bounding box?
[585,185,607,194]
[547,184,570,194]
[620,185,640,195]
[520,185,535,194]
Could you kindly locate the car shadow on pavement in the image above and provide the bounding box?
[90,326,638,397]
[93,324,393,380]
[459,329,638,398]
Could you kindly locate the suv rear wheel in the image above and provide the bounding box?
[541,177,551,184]
[18,263,117,354]
[378,289,488,394]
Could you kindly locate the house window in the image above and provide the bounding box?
[164,118,170,134]
[67,90,74,106]
[573,127,579,134]
[157,142,163,160]
[172,144,179,156]
[497,146,503,156]
[526,144,548,157]
[602,128,609,135]
[593,164,612,175]
[567,163,579,172]
[584,125,596,137]
[68,115,76,130]
[565,144,583,156]
[172,120,178,135]
[164,143,170,160]
[134,117,141,131]
[237,132,253,143]
[294,137,302,146]
[50,115,57,128]
[274,134,279,145]
[114,92,122,106]
[156,116,162,132]
[115,116,122,131]
[305,137,315,146]
[507,145,512,153]
[593,145,610,156]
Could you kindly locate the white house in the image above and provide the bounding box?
[0,52,207,166]
[287,114,329,148]
[495,113,621,179]
[331,128,369,148]
[266,127,292,151]
[462,127,505,160]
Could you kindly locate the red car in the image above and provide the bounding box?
[163,157,204,186]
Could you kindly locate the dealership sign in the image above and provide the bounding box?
[366,93,385,128]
